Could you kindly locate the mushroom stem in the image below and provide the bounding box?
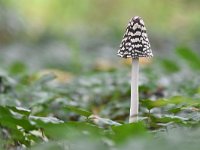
[129,58,139,123]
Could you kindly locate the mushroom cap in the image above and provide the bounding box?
[117,16,153,59]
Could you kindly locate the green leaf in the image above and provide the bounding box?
[176,47,200,70]
[151,115,188,125]
[111,122,148,143]
[160,58,180,73]
[0,106,35,131]
[30,120,102,140]
[141,99,169,110]
[141,96,196,110]
[7,106,31,116]
[64,105,92,117]
[9,61,27,75]
[168,107,182,114]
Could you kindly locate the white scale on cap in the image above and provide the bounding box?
[117,16,153,59]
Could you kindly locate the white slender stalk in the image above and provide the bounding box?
[129,58,139,123]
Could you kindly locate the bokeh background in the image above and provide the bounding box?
[1,0,200,73]
[1,1,200,149]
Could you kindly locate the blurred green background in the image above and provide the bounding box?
[0,0,200,72]
[1,1,200,149]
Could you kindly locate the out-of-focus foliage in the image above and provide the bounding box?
[3,0,200,36]
[1,47,200,149]
[1,0,200,150]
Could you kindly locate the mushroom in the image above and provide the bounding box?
[117,16,153,123]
